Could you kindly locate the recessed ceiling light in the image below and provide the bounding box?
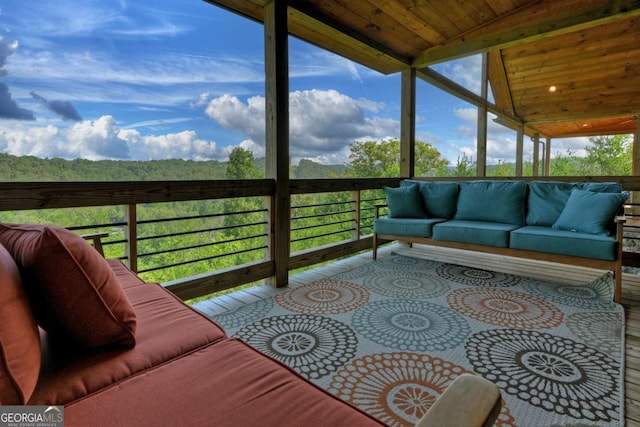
[548,85,557,93]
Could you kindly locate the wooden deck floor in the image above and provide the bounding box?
[193,243,640,426]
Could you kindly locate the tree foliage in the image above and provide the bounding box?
[550,135,632,176]
[344,139,449,177]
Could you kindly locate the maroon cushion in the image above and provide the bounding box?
[0,243,41,404]
[0,223,136,348]
[30,282,227,405]
[65,339,384,427]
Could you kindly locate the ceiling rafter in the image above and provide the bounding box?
[412,0,640,67]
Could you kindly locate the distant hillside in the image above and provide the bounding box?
[0,153,345,181]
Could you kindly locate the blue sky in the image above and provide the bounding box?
[0,0,588,166]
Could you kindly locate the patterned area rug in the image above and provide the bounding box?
[210,254,625,426]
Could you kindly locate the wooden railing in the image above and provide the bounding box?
[0,178,398,301]
[1,175,639,301]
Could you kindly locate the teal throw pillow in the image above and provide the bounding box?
[400,180,459,218]
[552,189,628,235]
[384,185,426,218]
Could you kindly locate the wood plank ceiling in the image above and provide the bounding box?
[206,0,640,138]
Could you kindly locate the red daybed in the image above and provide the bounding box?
[0,223,500,427]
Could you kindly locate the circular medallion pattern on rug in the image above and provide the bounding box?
[274,278,370,314]
[328,352,516,427]
[466,328,620,422]
[374,254,440,271]
[566,311,623,357]
[211,298,274,329]
[352,299,470,351]
[523,273,614,309]
[447,287,564,329]
[435,263,522,287]
[235,314,358,380]
[363,270,450,298]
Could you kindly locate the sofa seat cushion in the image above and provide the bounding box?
[0,223,137,348]
[432,220,519,248]
[65,338,384,427]
[29,282,227,405]
[510,226,617,261]
[0,244,41,405]
[375,217,446,237]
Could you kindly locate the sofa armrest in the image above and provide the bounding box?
[374,203,388,219]
[415,374,501,427]
[81,232,109,257]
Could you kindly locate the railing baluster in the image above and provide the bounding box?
[126,204,138,272]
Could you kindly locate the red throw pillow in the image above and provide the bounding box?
[0,243,41,404]
[0,223,137,348]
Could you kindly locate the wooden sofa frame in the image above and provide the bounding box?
[373,204,626,303]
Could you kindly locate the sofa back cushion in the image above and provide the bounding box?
[401,180,459,218]
[454,180,527,225]
[526,181,623,226]
[0,223,137,348]
[0,243,41,405]
[384,184,426,218]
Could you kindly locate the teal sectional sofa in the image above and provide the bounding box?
[373,179,628,302]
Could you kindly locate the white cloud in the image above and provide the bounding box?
[433,55,483,94]
[205,89,399,163]
[0,115,227,161]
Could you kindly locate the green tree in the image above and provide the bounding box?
[550,135,632,176]
[344,139,449,178]
[453,153,476,176]
[226,147,262,179]
[223,147,265,238]
[584,134,632,175]
[415,143,450,176]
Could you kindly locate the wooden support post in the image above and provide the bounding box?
[532,133,540,176]
[515,125,524,177]
[264,0,290,287]
[351,190,361,241]
[476,53,488,177]
[400,68,416,178]
[633,115,640,176]
[632,116,640,217]
[125,204,137,272]
[545,137,552,176]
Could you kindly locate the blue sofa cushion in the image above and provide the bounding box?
[401,180,459,219]
[552,189,628,235]
[383,185,426,218]
[374,217,446,238]
[510,226,617,260]
[432,220,520,248]
[526,181,623,226]
[454,181,527,225]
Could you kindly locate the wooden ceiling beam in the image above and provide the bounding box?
[412,0,640,67]
[417,67,530,131]
[526,111,639,125]
[487,50,515,116]
[288,0,411,68]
